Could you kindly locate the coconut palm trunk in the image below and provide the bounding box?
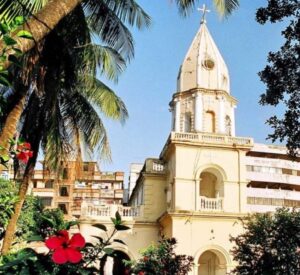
[0,95,25,171]
[0,0,83,70]
[1,129,40,254]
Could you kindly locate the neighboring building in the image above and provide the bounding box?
[128,163,143,197]
[79,17,300,275]
[28,161,124,217]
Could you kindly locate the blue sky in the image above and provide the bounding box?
[100,1,286,178]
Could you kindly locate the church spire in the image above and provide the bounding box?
[171,12,236,136]
[177,12,230,94]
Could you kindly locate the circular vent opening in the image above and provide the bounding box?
[202,58,215,70]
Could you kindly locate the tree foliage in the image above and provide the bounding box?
[0,211,129,275]
[127,238,194,275]
[231,208,300,274]
[0,178,18,239]
[256,0,300,156]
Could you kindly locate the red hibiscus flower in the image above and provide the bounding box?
[15,142,33,163]
[45,230,85,264]
[16,150,33,163]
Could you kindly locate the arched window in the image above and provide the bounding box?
[184,113,192,132]
[225,115,231,136]
[204,111,215,133]
[200,172,217,198]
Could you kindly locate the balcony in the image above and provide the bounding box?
[81,203,143,220]
[198,196,223,212]
[247,187,300,213]
[247,171,300,186]
[247,187,300,200]
[170,132,253,147]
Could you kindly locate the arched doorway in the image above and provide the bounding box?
[100,250,131,275]
[198,250,227,275]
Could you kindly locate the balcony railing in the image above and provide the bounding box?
[198,196,223,211]
[170,132,253,147]
[81,203,142,219]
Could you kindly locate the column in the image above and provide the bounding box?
[194,93,203,132]
[218,96,225,133]
[174,98,181,132]
[169,107,175,131]
[231,105,236,136]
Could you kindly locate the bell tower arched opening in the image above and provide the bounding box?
[204,111,216,133]
[199,168,224,211]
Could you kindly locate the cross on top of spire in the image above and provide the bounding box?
[197,4,210,24]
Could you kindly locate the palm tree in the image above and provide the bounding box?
[0,0,239,253]
[0,0,238,71]
[0,1,150,253]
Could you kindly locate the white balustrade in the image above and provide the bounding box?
[171,132,252,146]
[247,187,300,200]
[198,196,223,211]
[81,204,142,218]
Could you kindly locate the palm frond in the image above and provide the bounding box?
[61,90,111,160]
[0,0,48,23]
[175,0,239,17]
[84,0,135,60]
[101,0,151,29]
[79,74,128,123]
[82,44,126,82]
[213,0,239,17]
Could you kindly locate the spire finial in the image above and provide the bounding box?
[197,4,210,24]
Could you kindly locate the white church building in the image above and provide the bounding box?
[80,14,300,275]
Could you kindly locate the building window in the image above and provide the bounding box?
[282,168,293,175]
[225,115,231,136]
[58,203,68,214]
[59,186,69,196]
[184,113,192,132]
[40,197,52,207]
[62,168,68,179]
[83,164,89,171]
[204,111,215,133]
[45,180,54,189]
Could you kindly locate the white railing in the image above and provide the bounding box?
[199,196,223,211]
[247,171,300,186]
[81,203,142,218]
[171,132,253,147]
[247,187,300,200]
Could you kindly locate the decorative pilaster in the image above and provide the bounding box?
[218,96,225,133]
[174,98,181,132]
[194,93,203,132]
[169,107,175,131]
[231,105,236,136]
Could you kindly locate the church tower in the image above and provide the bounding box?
[170,16,236,136]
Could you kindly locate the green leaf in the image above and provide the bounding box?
[113,239,126,245]
[17,30,33,40]
[92,223,107,231]
[91,235,103,243]
[8,55,21,67]
[0,75,11,86]
[12,47,23,55]
[0,155,10,162]
[115,211,122,222]
[3,35,17,46]
[14,16,25,25]
[27,235,44,242]
[103,247,114,255]
[64,220,79,229]
[0,23,9,35]
[115,224,130,231]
